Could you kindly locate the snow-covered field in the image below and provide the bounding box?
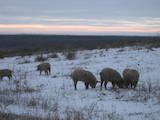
[0,46,160,120]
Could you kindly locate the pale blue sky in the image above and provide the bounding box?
[0,0,160,35]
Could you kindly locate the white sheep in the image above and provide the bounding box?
[70,69,99,90]
[123,69,139,88]
[100,68,123,90]
[37,63,51,75]
[0,69,13,80]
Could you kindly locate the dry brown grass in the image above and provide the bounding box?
[0,112,49,120]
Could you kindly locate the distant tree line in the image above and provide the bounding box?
[0,35,160,57]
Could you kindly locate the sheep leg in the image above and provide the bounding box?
[112,82,115,88]
[125,81,129,88]
[48,69,50,75]
[47,70,49,75]
[45,70,47,75]
[100,80,104,90]
[8,76,11,80]
[130,83,133,88]
[85,82,89,89]
[104,81,107,90]
[74,81,77,90]
[125,83,128,88]
[49,68,51,74]
[133,82,137,88]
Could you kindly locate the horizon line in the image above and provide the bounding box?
[0,33,159,37]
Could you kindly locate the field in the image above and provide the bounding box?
[0,46,160,120]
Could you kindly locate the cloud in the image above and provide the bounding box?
[0,16,160,35]
[0,23,159,35]
[0,0,160,35]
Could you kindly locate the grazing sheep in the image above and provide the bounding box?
[70,69,99,90]
[0,69,13,80]
[100,68,123,90]
[37,63,51,75]
[123,69,139,88]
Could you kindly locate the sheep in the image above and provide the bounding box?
[123,69,139,88]
[70,69,99,90]
[100,68,123,90]
[0,69,13,80]
[37,63,51,75]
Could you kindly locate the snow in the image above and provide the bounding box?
[0,47,160,120]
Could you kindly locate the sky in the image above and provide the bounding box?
[0,0,160,36]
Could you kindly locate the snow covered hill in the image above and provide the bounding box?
[0,46,160,120]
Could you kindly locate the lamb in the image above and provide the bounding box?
[0,69,13,80]
[123,69,139,88]
[70,69,99,90]
[100,68,123,90]
[37,63,51,75]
